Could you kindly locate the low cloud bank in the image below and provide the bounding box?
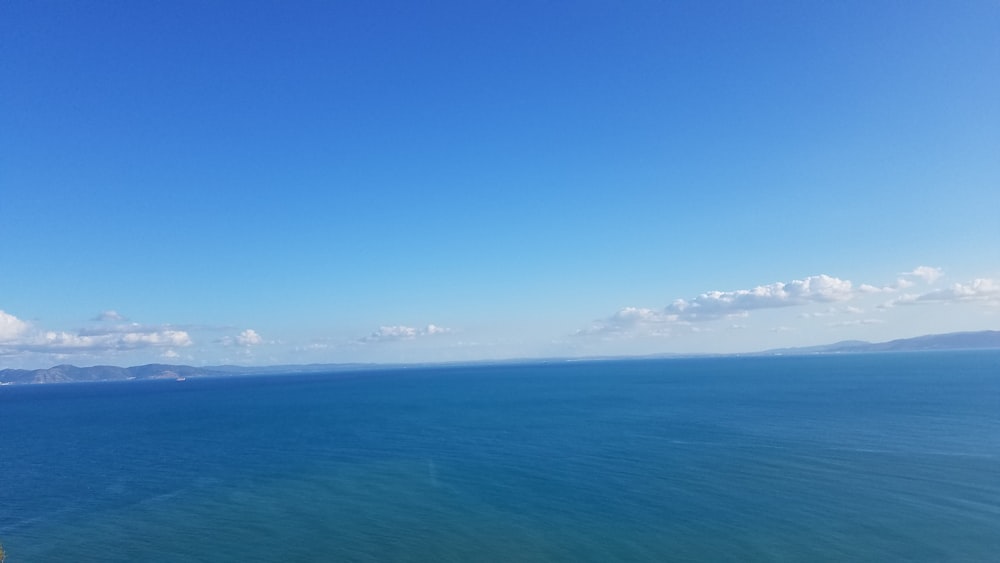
[361,324,452,343]
[665,274,853,322]
[580,266,996,337]
[883,278,1000,308]
[0,310,192,356]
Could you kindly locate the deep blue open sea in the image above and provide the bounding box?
[2,352,999,561]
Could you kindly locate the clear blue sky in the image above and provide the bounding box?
[2,1,998,368]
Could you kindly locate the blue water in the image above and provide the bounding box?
[2,352,999,561]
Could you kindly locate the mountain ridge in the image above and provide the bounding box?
[756,330,1000,355]
[2,330,998,385]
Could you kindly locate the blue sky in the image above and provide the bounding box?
[2,1,998,368]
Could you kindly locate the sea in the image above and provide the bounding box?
[1,352,998,562]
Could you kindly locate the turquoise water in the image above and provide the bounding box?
[2,352,999,561]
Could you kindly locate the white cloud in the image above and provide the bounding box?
[79,322,169,337]
[894,278,915,289]
[582,274,858,336]
[603,307,675,329]
[13,329,192,354]
[577,269,955,337]
[799,305,865,318]
[581,267,963,338]
[858,283,893,293]
[220,328,266,347]
[859,266,945,293]
[902,266,944,284]
[576,307,677,337]
[665,274,854,321]
[361,324,452,342]
[0,310,192,356]
[0,310,31,342]
[236,329,263,346]
[119,330,192,347]
[915,278,1000,304]
[881,277,1000,308]
[366,325,418,341]
[878,294,917,308]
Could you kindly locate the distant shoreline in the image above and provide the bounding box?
[2,330,998,386]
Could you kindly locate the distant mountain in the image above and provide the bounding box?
[0,363,230,385]
[2,330,998,384]
[759,330,1000,355]
[0,361,381,385]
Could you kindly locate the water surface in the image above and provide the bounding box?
[2,352,998,561]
